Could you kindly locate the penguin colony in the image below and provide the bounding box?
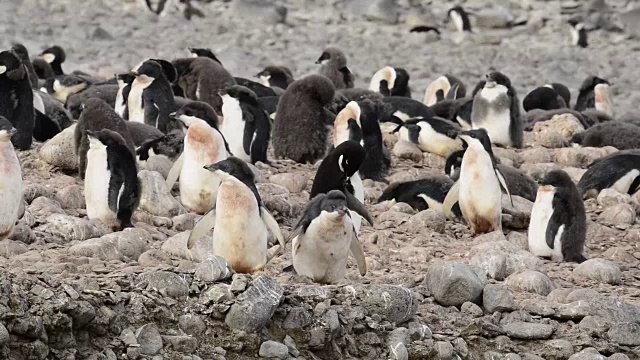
[2,4,637,285]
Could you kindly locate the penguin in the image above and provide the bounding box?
[409,26,441,35]
[377,176,460,215]
[471,71,523,148]
[429,98,473,129]
[124,121,164,147]
[165,103,229,214]
[574,76,610,113]
[172,56,235,114]
[255,65,295,90]
[355,99,391,181]
[423,74,466,106]
[42,75,89,103]
[571,122,640,150]
[232,77,277,98]
[380,96,436,124]
[187,47,223,64]
[186,157,285,273]
[128,59,177,133]
[316,47,354,90]
[522,86,567,112]
[0,50,34,150]
[594,81,614,118]
[523,108,593,131]
[273,74,335,164]
[32,57,55,80]
[39,46,66,76]
[393,116,463,157]
[11,44,39,88]
[257,95,280,118]
[115,73,135,120]
[219,85,271,164]
[545,83,571,107]
[0,117,22,241]
[568,18,588,48]
[65,83,120,119]
[38,92,73,130]
[84,129,140,230]
[528,170,586,263]
[74,98,136,179]
[136,131,184,161]
[442,129,512,234]
[289,189,370,284]
[578,151,640,198]
[447,6,473,33]
[369,66,411,98]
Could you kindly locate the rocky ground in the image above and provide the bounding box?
[1,0,640,359]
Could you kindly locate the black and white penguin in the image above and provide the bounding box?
[568,18,588,48]
[165,102,229,214]
[128,59,177,133]
[393,116,463,157]
[74,98,136,178]
[377,176,460,215]
[41,75,89,103]
[0,50,34,150]
[136,131,184,161]
[574,76,611,114]
[529,170,586,263]
[545,83,571,107]
[187,47,223,64]
[423,74,466,106]
[115,73,135,120]
[443,129,512,234]
[124,121,164,147]
[187,157,285,273]
[38,92,73,131]
[356,99,391,181]
[471,71,523,148]
[380,96,436,124]
[273,74,335,164]
[578,151,640,198]
[0,117,22,240]
[11,44,39,88]
[219,85,271,164]
[369,66,411,98]
[255,65,295,90]
[172,56,235,114]
[429,97,474,129]
[290,189,370,284]
[522,86,567,112]
[84,129,141,231]
[38,46,66,76]
[316,47,354,90]
[447,6,473,33]
[65,83,120,119]
[571,122,640,150]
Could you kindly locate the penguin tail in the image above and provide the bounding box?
[566,252,587,264]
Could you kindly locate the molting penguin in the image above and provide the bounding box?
[571,121,640,150]
[568,18,588,48]
[448,6,473,33]
[74,98,136,179]
[522,86,567,112]
[219,85,271,164]
[442,129,512,234]
[377,176,461,216]
[393,116,463,157]
[65,83,120,119]
[290,189,370,284]
[369,66,411,98]
[471,71,523,148]
[165,102,229,214]
[84,129,141,230]
[528,169,586,263]
[115,73,135,119]
[273,74,335,164]
[424,74,466,106]
[187,157,285,273]
[256,65,295,90]
[0,117,22,240]
[172,56,235,114]
[316,47,354,90]
[0,50,34,150]
[577,150,640,198]
[128,59,177,133]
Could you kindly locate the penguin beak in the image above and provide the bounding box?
[203,163,220,172]
[458,134,472,143]
[6,128,17,137]
[218,89,228,96]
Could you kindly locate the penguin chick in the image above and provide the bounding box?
[578,151,640,198]
[187,157,285,273]
[0,117,22,240]
[529,170,586,263]
[273,74,335,164]
[571,121,640,150]
[65,83,120,119]
[84,129,141,230]
[290,189,370,284]
[356,99,391,181]
[128,59,177,133]
[0,50,35,150]
[393,116,463,157]
[187,47,223,64]
[256,65,295,90]
[74,98,136,179]
[172,56,235,114]
[316,47,354,90]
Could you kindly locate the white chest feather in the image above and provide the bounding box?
[612,169,640,194]
[115,87,126,118]
[594,84,614,117]
[0,143,22,239]
[85,144,117,223]
[220,95,250,162]
[528,186,563,260]
[450,11,464,32]
[417,122,462,157]
[350,172,365,234]
[474,110,512,147]
[128,79,151,123]
[459,144,501,218]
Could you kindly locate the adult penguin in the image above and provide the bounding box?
[0,50,34,150]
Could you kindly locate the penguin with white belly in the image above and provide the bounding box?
[442,129,512,234]
[0,117,22,240]
[578,150,640,198]
[528,170,586,263]
[84,129,141,230]
[187,157,285,273]
[471,71,523,148]
[393,116,463,158]
[115,73,135,119]
[290,190,370,284]
[128,59,177,133]
[165,102,230,214]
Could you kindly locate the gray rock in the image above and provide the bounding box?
[40,214,110,242]
[39,124,77,170]
[426,261,486,307]
[161,231,209,262]
[225,276,283,333]
[506,231,528,250]
[171,213,201,231]
[402,209,446,234]
[519,148,552,164]
[120,328,138,346]
[505,270,554,295]
[502,195,533,229]
[542,339,573,360]
[598,203,636,225]
[269,173,308,193]
[520,299,555,317]
[574,258,622,285]
[10,221,35,244]
[389,342,409,360]
[229,0,287,24]
[567,348,606,360]
[138,155,173,178]
[0,239,28,258]
[608,354,631,360]
[502,322,554,340]
[283,335,299,357]
[138,170,185,217]
[257,183,292,215]
[283,307,312,329]
[607,322,640,346]
[201,284,233,303]
[138,249,172,267]
[506,250,546,276]
[483,284,517,313]
[194,257,232,282]
[435,341,454,360]
[23,184,55,204]
[597,189,635,208]
[555,301,591,320]
[393,140,422,162]
[69,237,122,261]
[163,335,197,353]
[137,271,189,299]
[520,163,560,181]
[452,338,468,359]
[579,316,610,337]
[505,355,522,360]
[461,302,484,317]
[29,196,65,217]
[0,323,8,346]
[356,285,418,323]
[259,340,289,359]
[55,185,85,209]
[179,314,206,336]
[101,228,151,260]
[470,250,507,280]
[136,324,163,356]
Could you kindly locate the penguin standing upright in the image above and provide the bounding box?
[10,44,39,88]
[568,18,588,48]
[529,170,586,263]
[165,102,229,214]
[187,157,285,273]
[290,190,370,284]
[256,65,295,90]
[172,56,235,114]
[355,99,391,180]
[574,76,609,112]
[84,129,140,231]
[128,59,177,133]
[115,73,135,119]
[273,75,335,164]
[0,50,34,150]
[443,129,512,234]
[448,6,473,33]
[316,47,354,90]
[0,117,22,240]
[471,71,523,148]
[219,85,271,164]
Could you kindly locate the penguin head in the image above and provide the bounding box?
[172,101,219,129]
[292,75,336,105]
[85,129,126,149]
[540,169,574,189]
[115,73,135,87]
[370,66,396,95]
[255,65,294,88]
[444,148,466,179]
[10,43,30,62]
[315,47,347,67]
[0,50,24,81]
[458,129,493,154]
[0,116,16,141]
[319,190,349,219]
[332,140,365,178]
[204,157,254,184]
[188,47,222,64]
[39,45,66,65]
[42,74,88,97]
[219,85,259,105]
[132,60,163,83]
[579,76,610,93]
[485,72,511,89]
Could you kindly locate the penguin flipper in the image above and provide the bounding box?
[406,124,421,146]
[261,206,286,249]
[345,191,374,226]
[349,231,367,276]
[442,180,461,219]
[495,168,513,206]
[165,152,184,188]
[187,207,216,249]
